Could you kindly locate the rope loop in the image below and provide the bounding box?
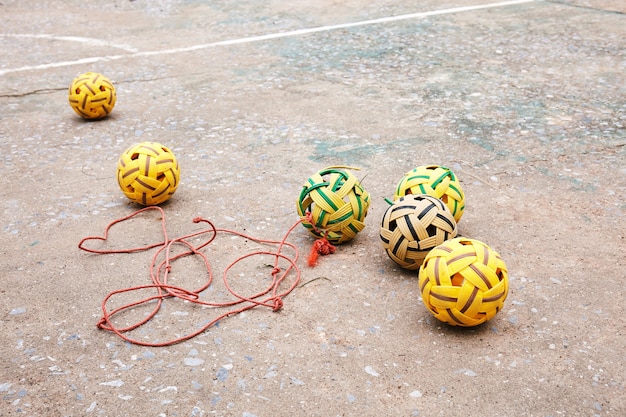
[272,297,284,311]
[78,208,305,346]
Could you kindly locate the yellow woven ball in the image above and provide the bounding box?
[117,142,180,205]
[419,237,508,327]
[380,194,457,270]
[296,167,370,244]
[394,165,465,222]
[68,72,116,119]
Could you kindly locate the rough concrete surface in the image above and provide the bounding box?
[1,1,624,416]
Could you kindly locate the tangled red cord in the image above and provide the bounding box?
[304,212,337,267]
[78,207,307,347]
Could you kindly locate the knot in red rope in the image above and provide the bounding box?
[315,238,336,256]
[307,237,336,267]
[272,297,284,311]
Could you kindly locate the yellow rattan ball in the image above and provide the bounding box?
[68,72,116,119]
[380,194,457,270]
[296,167,370,244]
[394,165,465,222]
[419,237,508,327]
[117,142,180,206]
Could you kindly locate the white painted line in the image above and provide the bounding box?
[0,0,535,76]
[0,34,139,52]
[0,54,127,77]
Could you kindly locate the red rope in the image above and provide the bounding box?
[304,211,336,267]
[78,207,303,347]
[307,237,336,266]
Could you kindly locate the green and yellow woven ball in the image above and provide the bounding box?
[419,237,508,327]
[117,142,180,205]
[380,194,457,270]
[394,165,465,222]
[297,167,370,245]
[68,72,116,119]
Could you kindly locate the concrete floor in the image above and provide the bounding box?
[1,1,625,416]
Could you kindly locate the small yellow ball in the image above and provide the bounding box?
[419,237,508,327]
[117,142,180,206]
[394,165,465,223]
[68,72,116,119]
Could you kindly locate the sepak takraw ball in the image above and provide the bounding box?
[297,167,370,245]
[68,72,116,119]
[117,142,180,205]
[394,165,465,222]
[380,194,457,270]
[419,237,508,327]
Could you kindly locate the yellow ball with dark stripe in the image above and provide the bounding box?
[68,72,116,119]
[297,167,370,244]
[117,142,180,206]
[394,165,465,222]
[419,237,508,327]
